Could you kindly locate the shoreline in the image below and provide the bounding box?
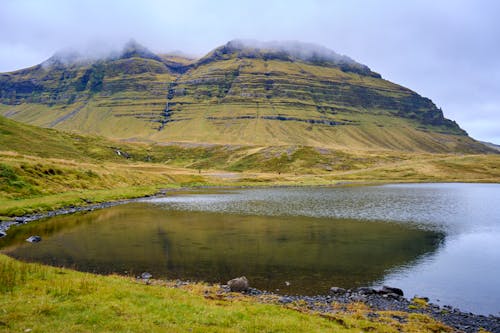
[3,180,498,234]
[225,284,500,333]
[1,183,360,235]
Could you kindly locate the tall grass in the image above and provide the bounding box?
[0,256,47,292]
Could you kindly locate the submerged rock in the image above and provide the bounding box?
[380,285,404,296]
[227,276,249,292]
[356,287,377,295]
[26,235,42,243]
[329,287,346,295]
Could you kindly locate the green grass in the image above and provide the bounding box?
[1,146,500,217]
[0,254,452,332]
[0,186,162,217]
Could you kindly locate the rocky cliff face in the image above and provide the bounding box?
[0,40,486,152]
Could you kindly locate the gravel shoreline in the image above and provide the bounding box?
[236,286,499,333]
[0,192,169,236]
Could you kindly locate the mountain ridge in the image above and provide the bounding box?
[0,40,492,153]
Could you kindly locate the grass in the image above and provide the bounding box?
[1,144,500,217]
[409,298,429,310]
[0,254,453,332]
[0,186,161,217]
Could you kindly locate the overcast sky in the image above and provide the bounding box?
[1,0,499,143]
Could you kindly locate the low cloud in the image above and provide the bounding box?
[226,39,357,65]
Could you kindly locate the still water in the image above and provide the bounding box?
[1,183,499,315]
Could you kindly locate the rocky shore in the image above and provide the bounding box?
[235,285,499,333]
[0,192,169,237]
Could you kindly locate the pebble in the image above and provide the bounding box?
[26,235,42,243]
[248,285,500,333]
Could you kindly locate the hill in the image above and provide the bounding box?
[0,39,493,153]
[479,140,500,152]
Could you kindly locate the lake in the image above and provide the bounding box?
[1,183,499,315]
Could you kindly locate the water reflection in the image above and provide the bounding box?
[2,204,443,295]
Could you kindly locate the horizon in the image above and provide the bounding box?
[1,0,499,143]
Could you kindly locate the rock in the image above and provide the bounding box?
[329,287,346,295]
[350,295,367,302]
[115,149,131,159]
[246,288,262,296]
[140,272,152,280]
[26,235,42,243]
[385,292,401,299]
[227,276,249,292]
[279,296,294,304]
[380,285,404,296]
[0,231,6,238]
[356,287,377,295]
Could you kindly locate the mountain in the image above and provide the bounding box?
[0,40,493,153]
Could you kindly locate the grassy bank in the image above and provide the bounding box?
[0,150,208,216]
[0,254,452,332]
[1,150,500,217]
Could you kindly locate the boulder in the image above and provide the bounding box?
[227,276,249,292]
[140,272,152,280]
[380,285,404,296]
[26,235,42,243]
[329,287,346,295]
[350,294,367,302]
[356,287,377,295]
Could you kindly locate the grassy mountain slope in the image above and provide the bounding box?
[0,40,492,153]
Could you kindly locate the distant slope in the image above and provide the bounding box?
[0,40,494,153]
[479,141,500,152]
[0,114,139,162]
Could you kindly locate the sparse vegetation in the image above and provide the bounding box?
[409,297,429,310]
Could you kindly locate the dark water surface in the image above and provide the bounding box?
[2,183,499,315]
